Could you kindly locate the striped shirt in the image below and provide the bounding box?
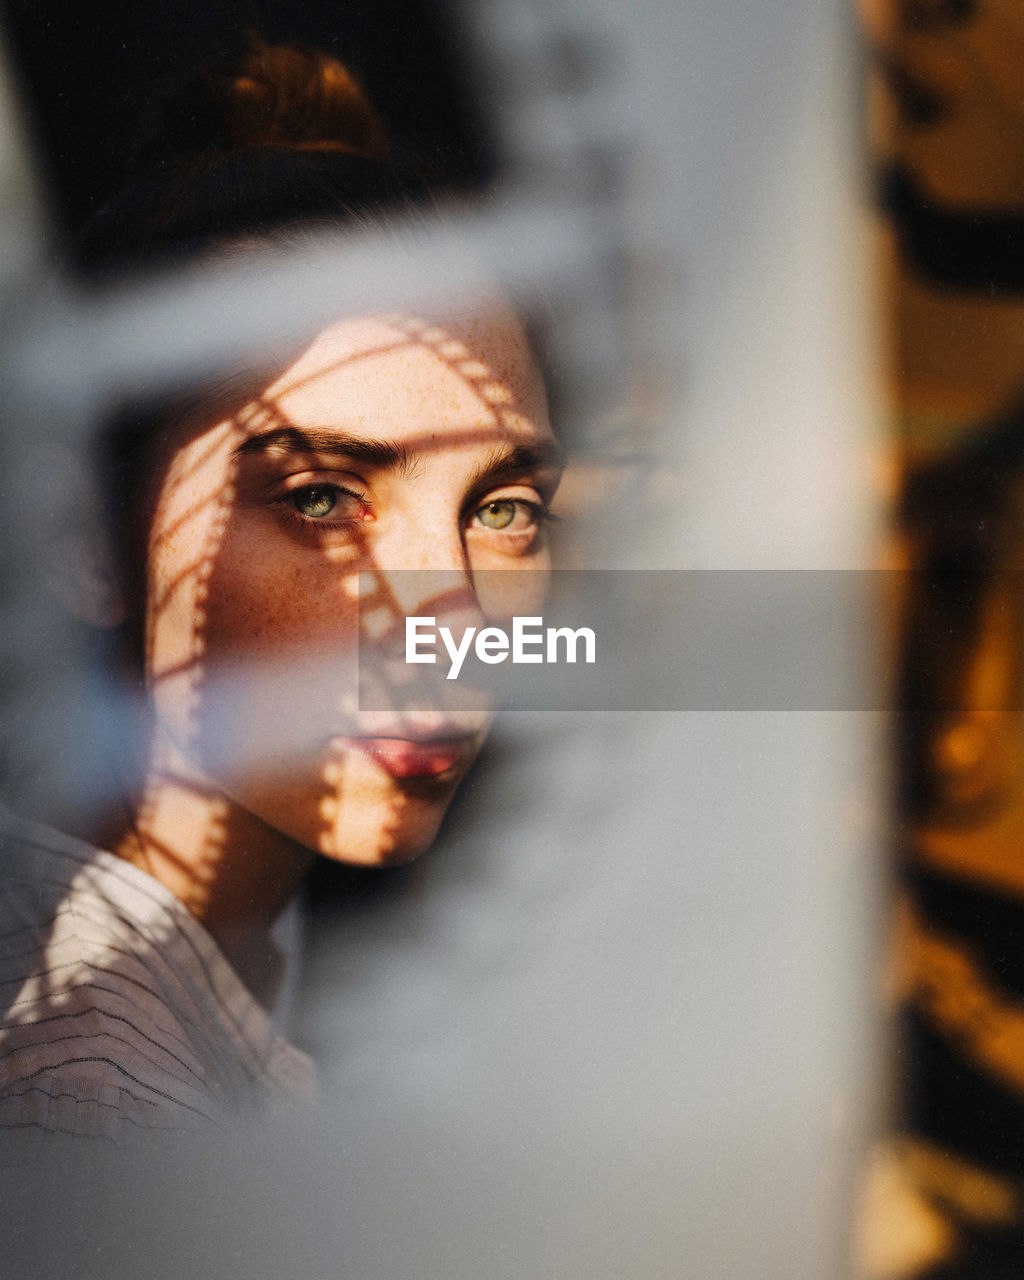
[0,813,317,1143]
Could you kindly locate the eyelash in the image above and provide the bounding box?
[277,483,560,538]
[279,483,372,532]
[467,497,560,533]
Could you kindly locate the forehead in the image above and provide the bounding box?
[254,306,551,452]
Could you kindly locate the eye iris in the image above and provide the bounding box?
[479,500,516,529]
[295,487,336,519]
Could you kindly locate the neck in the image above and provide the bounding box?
[98,730,315,1007]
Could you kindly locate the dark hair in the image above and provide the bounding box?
[77,40,427,277]
[146,39,390,163]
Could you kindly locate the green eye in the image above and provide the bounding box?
[292,486,337,519]
[477,500,517,529]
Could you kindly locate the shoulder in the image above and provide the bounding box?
[0,861,231,1139]
[0,819,315,1140]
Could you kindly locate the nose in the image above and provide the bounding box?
[353,518,492,726]
[356,513,485,662]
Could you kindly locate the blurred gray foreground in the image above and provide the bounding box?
[0,715,878,1280]
[0,0,880,1278]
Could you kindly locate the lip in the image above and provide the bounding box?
[335,735,475,779]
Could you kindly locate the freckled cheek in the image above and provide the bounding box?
[198,553,363,664]
[150,546,367,763]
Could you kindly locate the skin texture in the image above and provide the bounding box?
[103,304,562,998]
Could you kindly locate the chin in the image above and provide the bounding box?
[243,763,458,868]
[311,791,453,867]
[310,730,477,867]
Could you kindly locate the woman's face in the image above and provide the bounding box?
[139,305,561,865]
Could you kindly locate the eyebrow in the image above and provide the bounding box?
[234,426,412,474]
[467,441,566,495]
[234,427,565,490]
